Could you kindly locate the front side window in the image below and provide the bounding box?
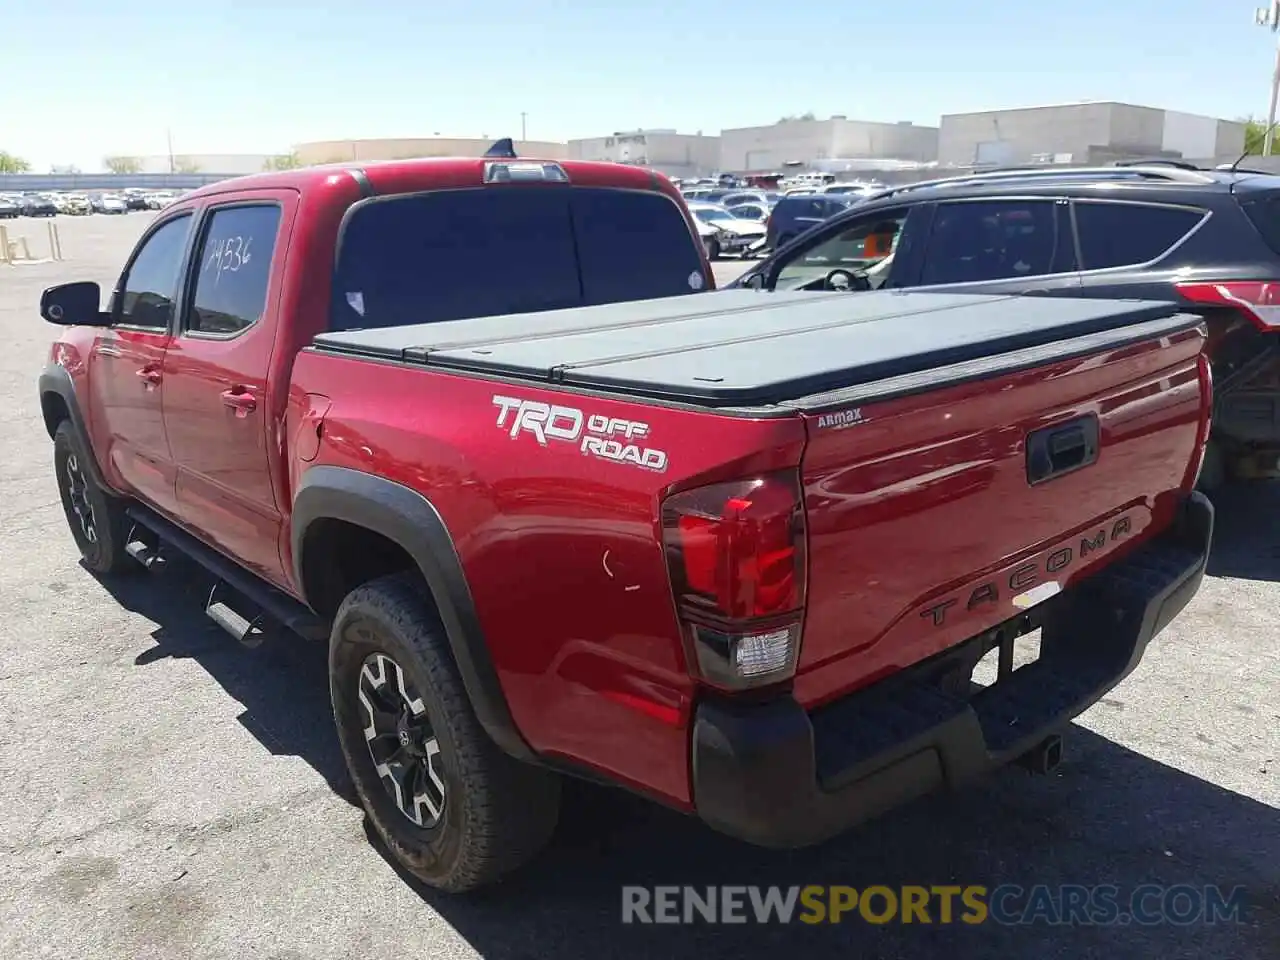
[775,208,909,290]
[117,214,192,329]
[331,187,704,331]
[187,205,281,336]
[920,200,1059,286]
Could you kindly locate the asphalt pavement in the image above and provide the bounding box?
[0,212,1275,960]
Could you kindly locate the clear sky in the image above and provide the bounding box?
[4,0,1274,171]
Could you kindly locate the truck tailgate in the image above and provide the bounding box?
[791,317,1208,708]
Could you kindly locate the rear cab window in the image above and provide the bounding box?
[1073,200,1205,270]
[331,187,705,331]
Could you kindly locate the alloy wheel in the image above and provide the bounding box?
[64,453,97,545]
[357,652,446,828]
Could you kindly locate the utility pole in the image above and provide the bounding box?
[166,127,175,173]
[1256,1,1280,154]
[521,112,527,141]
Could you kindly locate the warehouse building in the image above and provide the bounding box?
[937,102,1247,168]
[118,154,273,174]
[719,117,939,173]
[568,129,720,179]
[293,137,568,166]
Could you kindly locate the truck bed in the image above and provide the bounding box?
[312,290,1199,408]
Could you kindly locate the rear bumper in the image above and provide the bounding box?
[690,492,1213,848]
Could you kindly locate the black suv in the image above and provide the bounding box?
[730,162,1280,487]
[765,193,859,250]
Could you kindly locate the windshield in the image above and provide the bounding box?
[331,186,705,331]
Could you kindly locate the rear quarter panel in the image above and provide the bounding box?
[288,350,806,806]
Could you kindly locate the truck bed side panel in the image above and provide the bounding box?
[288,350,807,807]
[794,323,1207,709]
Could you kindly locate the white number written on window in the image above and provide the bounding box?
[203,235,253,286]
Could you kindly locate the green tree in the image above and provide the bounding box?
[263,152,301,171]
[1243,117,1268,155]
[104,155,142,174]
[777,112,817,123]
[0,151,31,173]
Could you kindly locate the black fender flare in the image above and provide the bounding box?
[291,466,534,761]
[38,362,114,495]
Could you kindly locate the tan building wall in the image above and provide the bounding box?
[133,154,273,174]
[719,118,938,172]
[568,130,721,177]
[294,138,569,165]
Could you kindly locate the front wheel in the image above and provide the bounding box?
[330,572,560,892]
[53,421,132,574]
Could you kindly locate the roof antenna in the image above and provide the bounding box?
[1226,120,1280,173]
[483,138,518,159]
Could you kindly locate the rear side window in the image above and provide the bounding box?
[188,205,281,336]
[1073,201,1203,270]
[331,187,703,331]
[1237,193,1280,256]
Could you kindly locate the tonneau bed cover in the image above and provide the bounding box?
[312,290,1199,407]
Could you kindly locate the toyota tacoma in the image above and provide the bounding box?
[38,151,1214,892]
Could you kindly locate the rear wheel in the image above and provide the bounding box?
[53,421,131,575]
[330,572,560,892]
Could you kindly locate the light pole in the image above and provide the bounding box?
[520,112,527,141]
[1256,1,1280,154]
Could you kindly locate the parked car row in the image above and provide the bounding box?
[0,187,184,219]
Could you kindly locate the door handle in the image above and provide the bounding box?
[135,367,161,387]
[220,388,258,417]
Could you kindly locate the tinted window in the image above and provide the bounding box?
[1238,193,1280,255]
[188,205,281,335]
[118,214,192,328]
[921,200,1058,285]
[331,187,704,331]
[1074,201,1203,270]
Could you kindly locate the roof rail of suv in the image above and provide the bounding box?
[861,163,1217,204]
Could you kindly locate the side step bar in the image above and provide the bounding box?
[124,505,329,643]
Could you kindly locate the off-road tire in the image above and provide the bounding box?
[53,421,132,575]
[330,571,560,892]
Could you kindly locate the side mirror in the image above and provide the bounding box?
[40,281,107,326]
[744,272,766,291]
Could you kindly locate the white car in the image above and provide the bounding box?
[687,202,767,260]
[94,194,128,214]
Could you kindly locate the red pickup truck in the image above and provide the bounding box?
[39,154,1213,893]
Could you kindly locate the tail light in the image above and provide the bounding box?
[1175,280,1280,331]
[661,471,807,691]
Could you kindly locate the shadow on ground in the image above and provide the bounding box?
[95,554,356,806]
[93,543,1279,960]
[1205,481,1280,582]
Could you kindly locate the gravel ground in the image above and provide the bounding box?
[0,212,1275,960]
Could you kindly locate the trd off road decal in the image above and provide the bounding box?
[492,395,669,472]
